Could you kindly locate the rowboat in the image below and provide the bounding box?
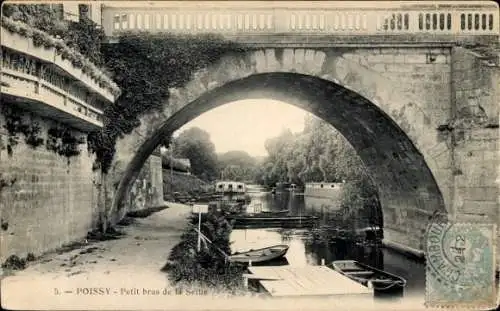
[253,209,289,216]
[332,260,407,296]
[229,245,289,264]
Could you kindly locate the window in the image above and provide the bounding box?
[447,13,451,30]
[432,13,437,30]
[467,14,472,30]
[439,13,444,30]
[419,13,423,30]
[482,14,487,30]
[474,14,480,30]
[460,13,465,30]
[404,13,409,30]
[489,14,494,30]
[320,184,324,188]
[390,14,395,30]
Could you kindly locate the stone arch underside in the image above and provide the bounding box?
[112,49,450,251]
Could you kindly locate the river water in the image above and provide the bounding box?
[229,190,426,295]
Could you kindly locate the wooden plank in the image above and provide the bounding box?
[251,266,372,297]
[242,273,281,280]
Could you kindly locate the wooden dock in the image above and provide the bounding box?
[246,265,373,297]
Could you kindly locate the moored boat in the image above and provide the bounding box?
[258,209,289,215]
[229,245,289,264]
[332,260,407,296]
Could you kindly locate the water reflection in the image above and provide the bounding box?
[229,190,425,294]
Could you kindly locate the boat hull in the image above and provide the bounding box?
[228,215,318,229]
[332,260,407,297]
[229,245,289,264]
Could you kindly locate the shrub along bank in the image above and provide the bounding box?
[161,212,246,293]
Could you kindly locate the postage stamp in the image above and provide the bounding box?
[425,213,497,309]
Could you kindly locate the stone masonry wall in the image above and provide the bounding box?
[127,154,164,211]
[450,47,499,268]
[0,107,99,263]
[110,46,499,256]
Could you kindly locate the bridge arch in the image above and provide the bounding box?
[112,48,449,252]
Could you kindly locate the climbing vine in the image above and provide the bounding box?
[46,126,86,165]
[1,105,44,156]
[87,32,248,173]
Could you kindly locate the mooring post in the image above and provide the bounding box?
[197,211,201,252]
[321,258,325,266]
[249,260,252,267]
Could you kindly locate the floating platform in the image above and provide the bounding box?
[246,265,373,297]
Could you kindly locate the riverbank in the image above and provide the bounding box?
[1,202,191,282]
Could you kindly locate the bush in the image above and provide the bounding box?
[162,213,246,291]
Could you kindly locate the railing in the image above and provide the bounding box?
[102,1,499,40]
[1,23,120,103]
[1,47,104,130]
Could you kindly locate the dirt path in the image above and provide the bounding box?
[3,202,191,283]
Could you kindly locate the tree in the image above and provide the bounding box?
[171,127,218,181]
[217,150,258,182]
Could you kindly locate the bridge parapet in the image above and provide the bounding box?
[102,1,499,45]
[1,18,121,131]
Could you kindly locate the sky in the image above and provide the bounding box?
[174,99,311,157]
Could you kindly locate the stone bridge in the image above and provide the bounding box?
[100,1,500,257]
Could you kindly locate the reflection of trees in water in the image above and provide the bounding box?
[304,238,384,270]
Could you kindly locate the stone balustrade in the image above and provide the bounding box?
[102,1,499,44]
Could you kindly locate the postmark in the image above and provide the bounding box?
[425,213,496,308]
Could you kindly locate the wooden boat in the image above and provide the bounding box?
[258,209,289,215]
[229,245,289,264]
[332,260,407,295]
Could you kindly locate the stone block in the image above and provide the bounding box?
[457,187,498,202]
[404,54,428,64]
[459,200,498,217]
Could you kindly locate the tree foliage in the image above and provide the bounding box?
[254,115,381,218]
[88,33,246,173]
[170,127,219,181]
[218,150,258,182]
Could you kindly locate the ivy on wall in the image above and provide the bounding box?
[88,32,247,173]
[0,104,85,164]
[1,105,44,156]
[1,13,120,96]
[46,126,86,165]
